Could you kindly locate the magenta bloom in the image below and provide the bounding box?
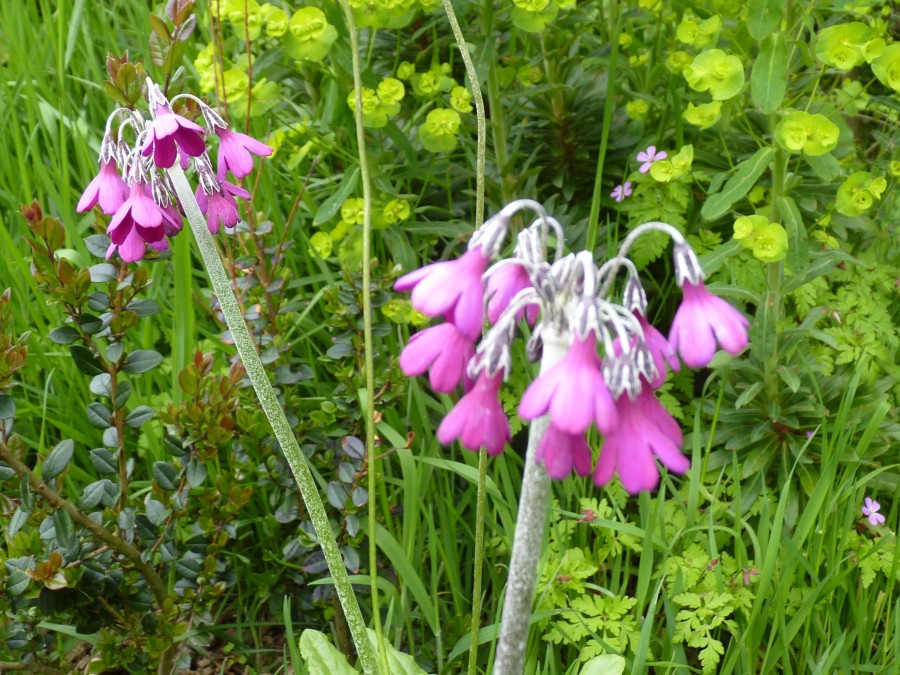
[399,323,475,393]
[106,182,166,262]
[486,263,539,325]
[610,181,633,203]
[437,371,510,456]
[862,497,885,526]
[668,281,749,368]
[216,128,273,179]
[594,388,689,494]
[637,145,667,174]
[141,104,206,169]
[77,159,128,215]
[637,314,680,389]
[518,332,618,435]
[535,424,593,480]
[196,181,250,234]
[394,248,491,339]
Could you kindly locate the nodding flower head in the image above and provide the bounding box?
[399,322,475,393]
[106,181,166,262]
[437,370,510,456]
[195,180,251,234]
[536,423,593,480]
[141,103,207,169]
[485,262,539,325]
[394,247,491,339]
[215,127,273,179]
[668,280,749,368]
[77,158,128,215]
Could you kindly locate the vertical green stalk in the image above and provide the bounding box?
[440,3,488,672]
[336,2,389,673]
[494,329,569,674]
[586,10,623,253]
[166,164,377,674]
[172,234,194,403]
[481,0,514,204]
[764,141,788,399]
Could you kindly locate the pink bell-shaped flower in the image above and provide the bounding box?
[535,423,593,480]
[77,159,129,215]
[142,104,207,169]
[196,181,251,234]
[437,371,510,456]
[106,182,166,262]
[399,322,475,393]
[485,263,539,325]
[215,127,273,179]
[668,281,749,368]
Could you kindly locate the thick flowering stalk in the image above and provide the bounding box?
[78,79,376,672]
[394,198,750,671]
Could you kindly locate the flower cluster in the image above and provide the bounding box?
[395,201,749,494]
[77,79,272,262]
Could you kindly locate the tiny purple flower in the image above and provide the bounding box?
[594,387,689,494]
[535,423,593,480]
[77,159,129,215]
[216,127,274,179]
[668,281,749,368]
[862,497,885,527]
[195,180,251,234]
[637,145,667,174]
[399,323,475,393]
[518,331,619,435]
[141,104,207,169]
[394,247,491,339]
[485,263,539,325]
[106,182,166,263]
[437,371,510,456]
[610,181,633,203]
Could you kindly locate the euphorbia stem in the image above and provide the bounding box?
[166,164,377,674]
[494,329,569,674]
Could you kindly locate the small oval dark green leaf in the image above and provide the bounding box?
[43,439,75,480]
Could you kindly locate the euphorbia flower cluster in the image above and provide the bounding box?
[77,79,272,262]
[395,200,749,494]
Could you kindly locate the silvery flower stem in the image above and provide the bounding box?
[616,220,686,259]
[495,329,570,674]
[167,165,377,674]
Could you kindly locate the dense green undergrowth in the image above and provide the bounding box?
[0,0,898,673]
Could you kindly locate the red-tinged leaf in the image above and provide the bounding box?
[148,31,166,68]
[174,14,196,42]
[149,14,171,41]
[167,0,194,25]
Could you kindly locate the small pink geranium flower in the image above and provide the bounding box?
[215,127,273,179]
[637,145,667,174]
[668,281,749,368]
[862,497,885,526]
[399,322,475,393]
[518,331,618,435]
[142,104,207,169]
[535,423,593,480]
[594,387,689,494]
[394,247,491,339]
[77,159,129,215]
[437,371,510,456]
[610,181,633,203]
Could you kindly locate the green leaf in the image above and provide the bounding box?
[90,373,112,397]
[750,291,778,362]
[313,167,359,226]
[698,239,742,276]
[778,196,809,278]
[70,345,105,376]
[701,147,775,221]
[86,402,111,429]
[735,381,764,409]
[81,479,118,509]
[751,34,787,114]
[0,395,15,420]
[747,0,782,41]
[125,405,155,428]
[121,350,163,374]
[298,629,357,675]
[153,461,179,490]
[125,298,161,317]
[83,234,111,258]
[43,439,75,480]
[366,629,428,674]
[89,448,118,475]
[88,263,117,282]
[579,655,627,675]
[9,507,29,537]
[186,459,206,488]
[48,326,80,344]
[7,570,30,597]
[53,509,75,551]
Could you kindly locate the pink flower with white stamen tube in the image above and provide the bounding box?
[77,159,128,215]
[141,103,206,169]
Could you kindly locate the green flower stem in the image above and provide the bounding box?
[0,442,173,675]
[336,2,390,673]
[494,329,569,674]
[166,164,377,674]
[765,143,788,399]
[440,2,489,672]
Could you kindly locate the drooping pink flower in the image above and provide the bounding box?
[141,104,206,169]
[77,159,129,215]
[535,424,593,480]
[636,314,680,389]
[215,127,273,179]
[106,182,166,262]
[518,331,618,435]
[399,323,475,393]
[668,281,749,368]
[485,263,539,325]
[637,145,667,174]
[862,497,885,527]
[195,181,251,234]
[594,388,689,494]
[394,247,491,339]
[437,371,510,456]
[610,181,633,203]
